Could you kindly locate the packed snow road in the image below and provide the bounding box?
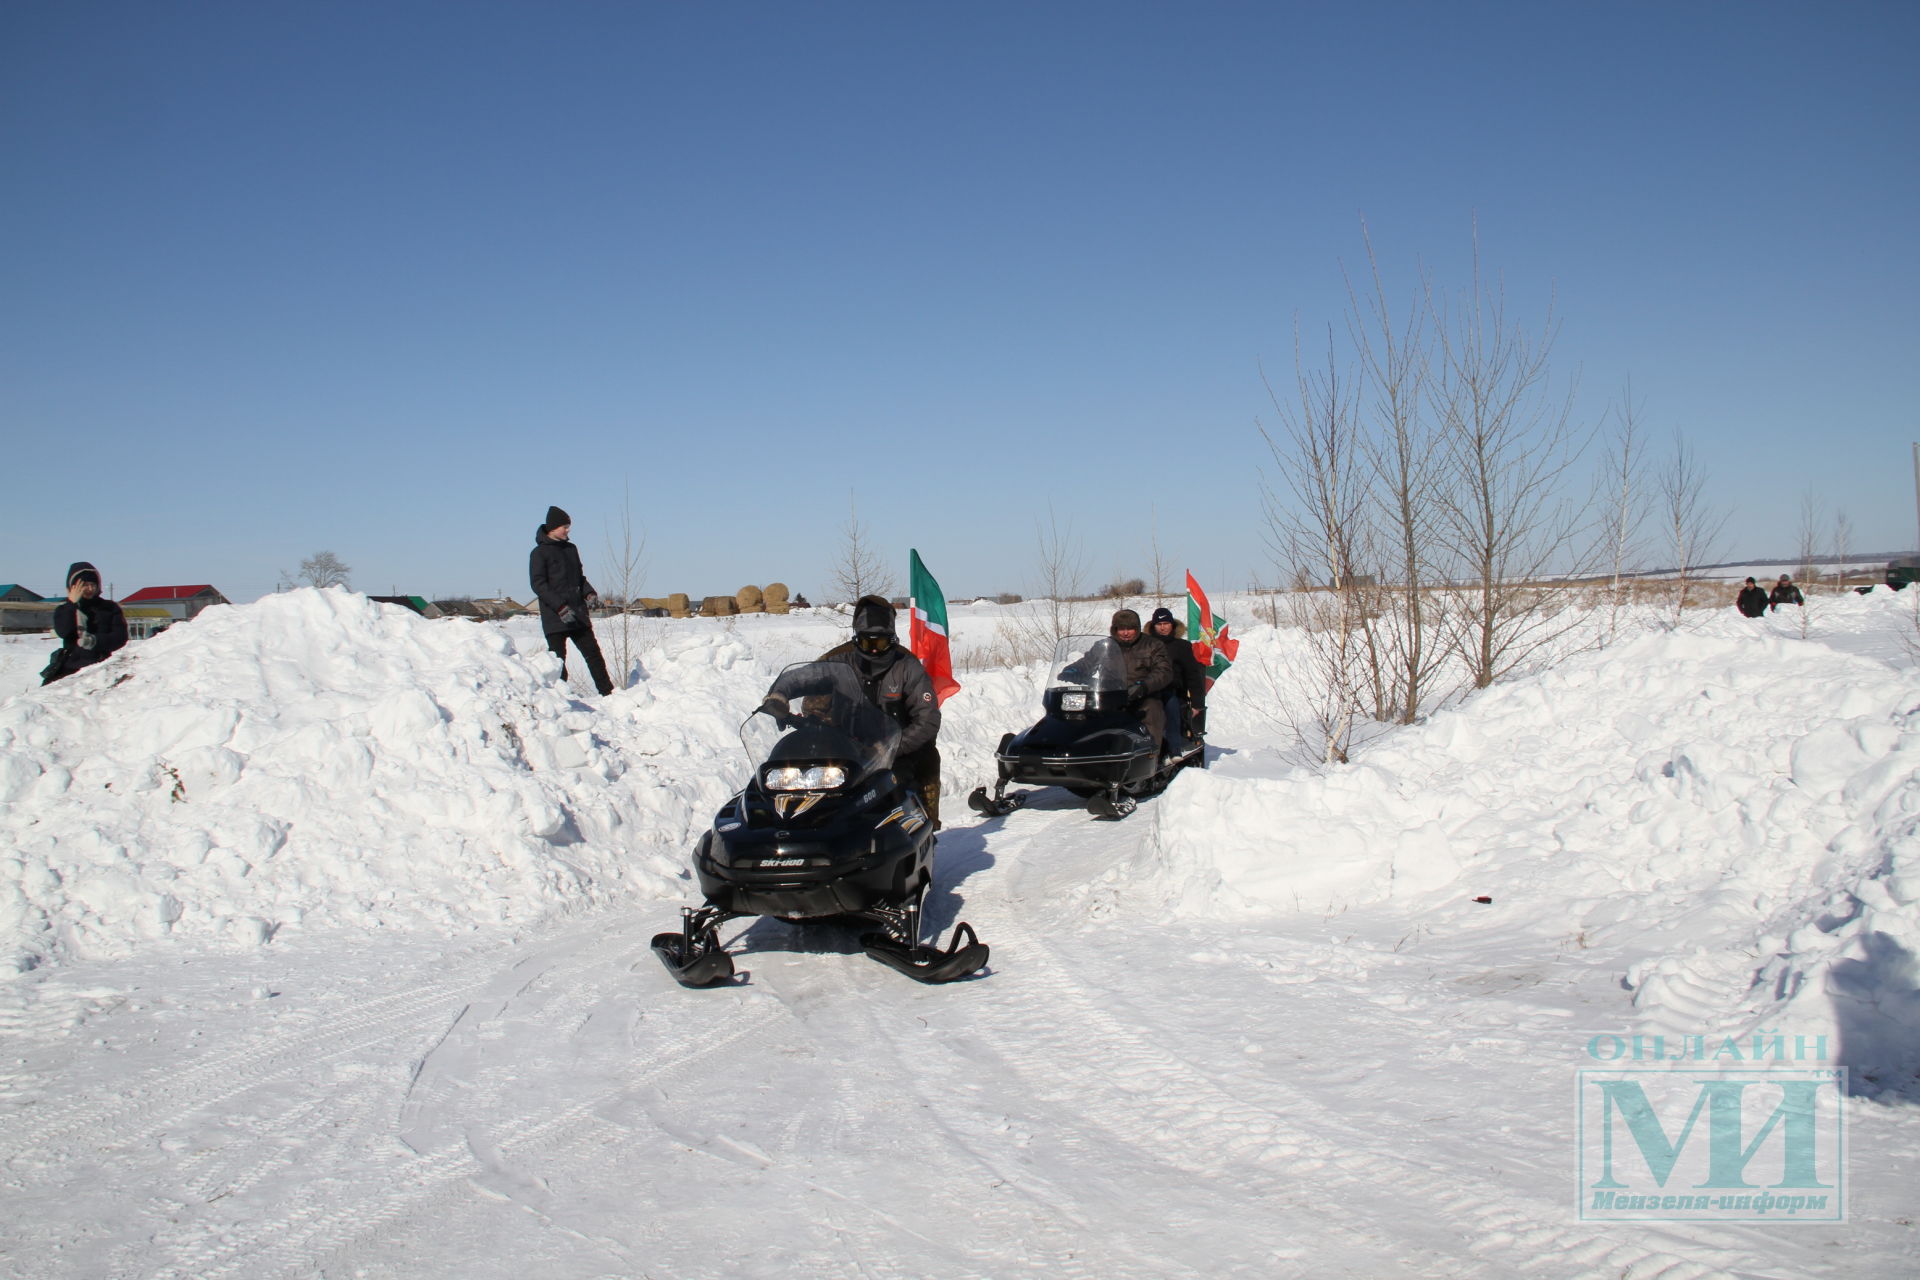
[3,590,1919,1277]
[4,789,1915,1278]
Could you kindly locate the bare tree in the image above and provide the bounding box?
[1656,432,1724,620]
[1429,230,1593,688]
[1347,224,1449,723]
[1146,504,1174,605]
[1599,380,1650,642]
[1259,322,1376,762]
[989,505,1098,664]
[601,480,648,690]
[297,551,352,589]
[830,493,896,604]
[1796,490,1821,592]
[1832,510,1854,595]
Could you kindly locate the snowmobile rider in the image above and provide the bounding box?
[42,562,129,685]
[1110,608,1173,751]
[529,506,615,696]
[815,595,943,827]
[1146,605,1207,762]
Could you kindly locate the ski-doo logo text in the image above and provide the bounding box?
[1577,1051,1845,1222]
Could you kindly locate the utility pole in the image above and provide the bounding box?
[1911,442,1919,552]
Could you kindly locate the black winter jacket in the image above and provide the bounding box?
[1736,586,1770,618]
[1769,582,1805,609]
[47,596,128,683]
[1113,632,1172,701]
[819,639,941,756]
[529,525,598,634]
[1149,622,1209,711]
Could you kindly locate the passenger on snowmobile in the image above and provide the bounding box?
[1147,606,1207,760]
[815,595,943,827]
[1108,608,1172,749]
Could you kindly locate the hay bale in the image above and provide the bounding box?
[763,582,790,604]
[736,585,763,611]
[667,593,690,612]
[700,595,738,617]
[765,600,790,615]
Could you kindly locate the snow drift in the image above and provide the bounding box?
[1134,593,1920,1094]
[0,589,756,972]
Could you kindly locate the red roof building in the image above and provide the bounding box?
[123,584,229,621]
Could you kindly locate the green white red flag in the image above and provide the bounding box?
[909,549,961,705]
[1185,571,1238,692]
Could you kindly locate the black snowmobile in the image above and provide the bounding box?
[652,661,989,987]
[968,633,1202,821]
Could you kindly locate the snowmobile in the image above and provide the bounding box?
[652,661,989,987]
[967,634,1203,821]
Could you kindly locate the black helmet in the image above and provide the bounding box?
[852,594,896,654]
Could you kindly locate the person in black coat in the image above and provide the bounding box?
[1769,574,1805,610]
[1735,578,1770,618]
[1147,605,1208,761]
[815,595,944,826]
[43,561,128,685]
[528,506,614,696]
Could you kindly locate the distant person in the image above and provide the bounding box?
[1769,574,1805,611]
[1110,608,1173,751]
[1146,606,1207,762]
[1735,577,1769,618]
[42,562,128,685]
[529,506,615,696]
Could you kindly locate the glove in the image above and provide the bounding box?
[1125,680,1148,706]
[558,606,579,627]
[585,593,599,608]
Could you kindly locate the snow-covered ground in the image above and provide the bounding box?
[2,587,1917,1278]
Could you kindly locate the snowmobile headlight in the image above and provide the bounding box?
[763,764,849,791]
[1060,691,1089,711]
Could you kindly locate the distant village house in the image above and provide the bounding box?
[123,584,230,623]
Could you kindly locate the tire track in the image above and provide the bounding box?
[969,803,1751,1280]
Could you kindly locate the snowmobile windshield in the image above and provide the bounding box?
[1047,635,1128,693]
[742,661,901,790]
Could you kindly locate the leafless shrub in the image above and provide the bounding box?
[601,480,648,689]
[1428,230,1595,688]
[1656,432,1725,621]
[830,493,896,604]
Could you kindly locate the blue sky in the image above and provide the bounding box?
[4,1,1916,603]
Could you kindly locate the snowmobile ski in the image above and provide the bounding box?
[967,782,1028,818]
[651,908,739,987]
[861,922,990,984]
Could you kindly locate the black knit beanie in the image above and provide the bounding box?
[1149,606,1177,626]
[546,506,572,529]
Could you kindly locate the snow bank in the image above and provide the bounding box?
[1131,591,1920,1091]
[0,589,761,972]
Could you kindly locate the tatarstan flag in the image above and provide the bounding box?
[909,549,961,705]
[1186,571,1239,692]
